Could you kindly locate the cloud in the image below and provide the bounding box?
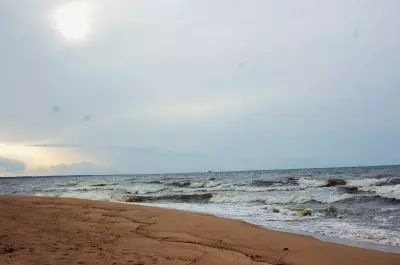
[26,162,114,176]
[0,157,26,174]
[0,0,399,173]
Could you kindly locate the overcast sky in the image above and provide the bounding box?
[1,0,400,176]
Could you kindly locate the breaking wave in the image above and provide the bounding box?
[263,193,355,204]
[346,178,388,187]
[120,193,213,203]
[297,177,329,187]
[168,181,191,187]
[209,193,355,204]
[250,177,346,188]
[250,180,276,187]
[359,184,400,200]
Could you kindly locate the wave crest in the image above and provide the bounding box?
[120,193,213,203]
[359,184,400,200]
[346,178,388,187]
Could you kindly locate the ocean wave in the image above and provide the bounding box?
[249,177,300,188]
[337,186,359,193]
[250,177,346,188]
[346,178,388,187]
[120,193,213,203]
[250,180,276,187]
[387,178,400,185]
[209,193,263,204]
[146,180,163,185]
[359,184,400,200]
[379,207,400,213]
[263,205,319,218]
[233,185,304,192]
[189,180,221,188]
[263,193,354,204]
[167,181,192,187]
[123,186,169,195]
[298,177,328,187]
[210,193,355,204]
[56,182,80,187]
[166,180,228,190]
[297,178,346,188]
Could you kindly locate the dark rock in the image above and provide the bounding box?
[325,179,346,187]
[283,248,289,251]
[324,206,338,217]
[120,195,153,202]
[272,208,280,213]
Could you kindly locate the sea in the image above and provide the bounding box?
[1,165,399,253]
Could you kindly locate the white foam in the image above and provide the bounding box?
[188,180,222,188]
[210,193,260,203]
[347,178,388,187]
[234,185,303,192]
[8,173,400,250]
[264,193,354,204]
[34,190,113,201]
[189,181,207,188]
[209,192,354,204]
[137,202,400,248]
[359,184,400,200]
[298,177,328,187]
[124,185,166,195]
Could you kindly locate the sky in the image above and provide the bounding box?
[0,0,400,176]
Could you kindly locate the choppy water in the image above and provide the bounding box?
[1,165,399,252]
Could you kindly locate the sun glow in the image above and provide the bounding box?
[54,2,92,41]
[0,143,97,173]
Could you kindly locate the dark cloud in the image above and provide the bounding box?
[0,157,26,174]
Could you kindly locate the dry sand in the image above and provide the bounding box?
[0,196,399,265]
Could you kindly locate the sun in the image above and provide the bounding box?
[54,2,92,41]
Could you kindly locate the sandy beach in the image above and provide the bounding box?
[0,196,399,265]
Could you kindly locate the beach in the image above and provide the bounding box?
[1,196,399,265]
[2,167,399,249]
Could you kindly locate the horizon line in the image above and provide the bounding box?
[1,163,399,178]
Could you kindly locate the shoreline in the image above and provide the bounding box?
[137,202,400,254]
[1,196,399,265]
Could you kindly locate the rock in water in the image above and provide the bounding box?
[120,195,153,202]
[324,206,338,217]
[325,179,346,187]
[294,209,312,216]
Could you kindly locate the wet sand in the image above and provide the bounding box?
[0,196,399,265]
